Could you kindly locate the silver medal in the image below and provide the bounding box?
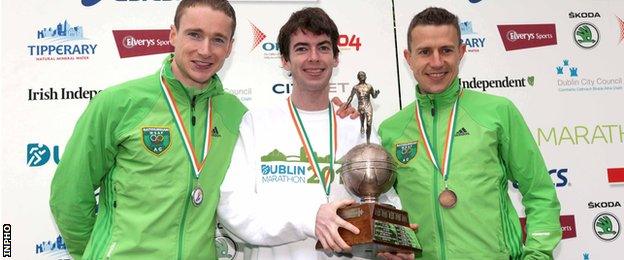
[191,186,204,206]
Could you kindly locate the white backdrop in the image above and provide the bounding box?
[1,0,623,259]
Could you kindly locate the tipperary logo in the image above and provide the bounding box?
[142,127,171,155]
[396,142,417,164]
[29,20,97,61]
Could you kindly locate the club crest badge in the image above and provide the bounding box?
[396,141,417,164]
[142,127,171,155]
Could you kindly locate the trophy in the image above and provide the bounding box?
[318,72,421,258]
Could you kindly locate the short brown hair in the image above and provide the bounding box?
[278,7,339,61]
[407,7,461,51]
[174,0,236,38]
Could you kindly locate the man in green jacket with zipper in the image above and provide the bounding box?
[378,7,561,260]
[49,1,247,259]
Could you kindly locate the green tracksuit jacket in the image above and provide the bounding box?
[49,56,247,260]
[379,79,561,260]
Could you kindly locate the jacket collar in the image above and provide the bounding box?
[415,78,461,107]
[160,54,224,99]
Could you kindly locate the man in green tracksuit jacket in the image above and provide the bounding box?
[49,1,247,259]
[378,7,561,260]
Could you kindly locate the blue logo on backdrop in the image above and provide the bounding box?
[469,0,483,3]
[460,21,486,52]
[35,235,70,258]
[512,168,568,188]
[36,20,85,41]
[81,0,101,6]
[27,20,97,61]
[556,59,579,77]
[556,58,623,92]
[27,143,60,167]
[550,168,569,187]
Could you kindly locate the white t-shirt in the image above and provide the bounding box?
[217,99,401,260]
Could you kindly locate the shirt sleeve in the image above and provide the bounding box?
[49,91,119,259]
[217,112,318,246]
[499,101,562,260]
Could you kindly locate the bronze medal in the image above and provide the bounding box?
[438,188,457,208]
[415,89,463,210]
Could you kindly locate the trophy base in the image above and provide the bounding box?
[316,203,421,258]
[350,242,412,259]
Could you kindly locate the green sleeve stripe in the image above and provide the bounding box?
[498,177,522,258]
[88,170,116,258]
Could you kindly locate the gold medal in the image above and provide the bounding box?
[438,188,457,208]
[191,186,204,206]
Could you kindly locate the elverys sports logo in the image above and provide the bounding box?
[112,29,173,58]
[497,24,557,51]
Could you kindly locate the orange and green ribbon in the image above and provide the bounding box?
[414,89,463,184]
[287,97,337,199]
[159,65,213,179]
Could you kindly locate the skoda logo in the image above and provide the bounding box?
[574,22,600,49]
[593,212,620,242]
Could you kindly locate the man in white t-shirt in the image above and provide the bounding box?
[217,7,402,260]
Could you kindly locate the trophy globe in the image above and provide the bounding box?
[339,143,396,203]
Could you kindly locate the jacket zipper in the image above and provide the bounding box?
[430,98,447,260]
[177,94,197,260]
[191,96,197,126]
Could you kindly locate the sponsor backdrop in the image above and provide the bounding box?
[0,0,622,259]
